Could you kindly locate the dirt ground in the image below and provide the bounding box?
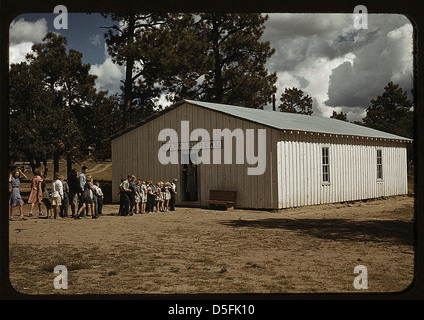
[8,196,414,295]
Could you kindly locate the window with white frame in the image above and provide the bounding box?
[322,147,330,183]
[377,149,383,180]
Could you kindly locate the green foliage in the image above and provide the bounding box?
[89,93,122,160]
[330,110,348,121]
[9,62,50,165]
[192,13,277,108]
[103,13,170,127]
[103,13,277,127]
[279,87,313,115]
[9,32,120,172]
[363,81,413,139]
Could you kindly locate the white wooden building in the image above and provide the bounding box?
[110,100,412,209]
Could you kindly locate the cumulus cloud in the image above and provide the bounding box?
[263,13,413,121]
[326,18,413,118]
[89,45,124,94]
[9,41,34,65]
[9,18,48,45]
[9,18,48,65]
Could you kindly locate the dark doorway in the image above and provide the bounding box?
[181,161,198,201]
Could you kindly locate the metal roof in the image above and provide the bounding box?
[184,100,412,142]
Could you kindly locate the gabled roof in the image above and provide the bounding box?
[109,99,412,142]
[184,100,412,142]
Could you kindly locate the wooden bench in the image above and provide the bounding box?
[206,190,237,210]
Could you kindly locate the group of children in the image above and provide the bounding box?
[10,166,182,220]
[8,166,104,220]
[119,176,178,216]
[41,172,104,219]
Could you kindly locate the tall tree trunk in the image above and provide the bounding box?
[53,151,60,175]
[29,159,37,174]
[211,16,223,103]
[42,160,48,179]
[122,14,136,129]
[66,153,73,179]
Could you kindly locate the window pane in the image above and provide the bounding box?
[377,150,383,179]
[322,147,330,182]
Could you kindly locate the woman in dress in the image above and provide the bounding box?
[9,169,28,220]
[27,168,44,217]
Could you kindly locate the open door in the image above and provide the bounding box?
[181,153,199,201]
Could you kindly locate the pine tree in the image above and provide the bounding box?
[10,32,110,175]
[279,87,313,115]
[102,13,277,119]
[363,81,413,139]
[330,110,348,121]
[9,62,51,171]
[102,13,171,128]
[194,13,277,108]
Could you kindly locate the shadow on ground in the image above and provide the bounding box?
[220,218,414,245]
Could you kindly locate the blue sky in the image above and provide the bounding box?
[9,13,414,121]
[11,13,110,65]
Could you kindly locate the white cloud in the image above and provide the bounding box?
[89,45,124,94]
[263,14,413,121]
[326,19,413,119]
[9,18,48,45]
[9,41,34,65]
[90,58,124,94]
[9,18,48,66]
[387,24,414,86]
[153,92,174,111]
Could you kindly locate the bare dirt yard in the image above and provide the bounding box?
[8,196,414,295]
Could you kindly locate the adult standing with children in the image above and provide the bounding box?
[27,168,44,217]
[128,175,137,215]
[68,169,80,218]
[119,175,133,216]
[9,169,27,220]
[60,175,69,218]
[78,166,88,216]
[169,178,178,211]
[94,182,104,215]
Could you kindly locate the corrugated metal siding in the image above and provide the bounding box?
[276,132,408,208]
